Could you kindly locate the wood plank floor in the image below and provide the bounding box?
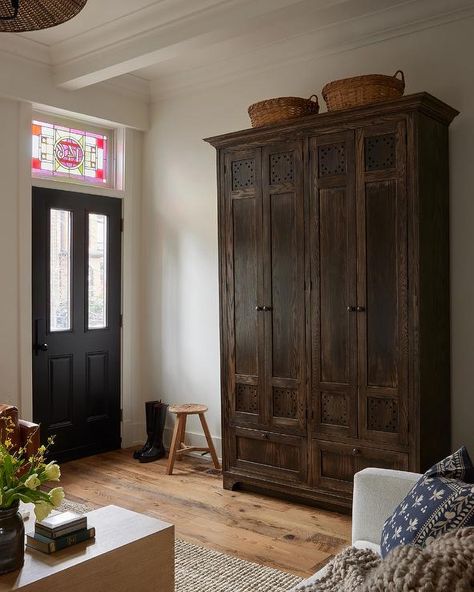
[60,448,351,578]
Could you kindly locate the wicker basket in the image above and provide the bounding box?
[248,95,319,127]
[322,70,405,112]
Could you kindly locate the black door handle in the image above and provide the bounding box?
[356,306,366,312]
[262,306,273,312]
[34,319,48,355]
[347,306,357,312]
[34,343,48,353]
[255,306,263,311]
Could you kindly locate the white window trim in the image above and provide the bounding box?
[32,111,118,190]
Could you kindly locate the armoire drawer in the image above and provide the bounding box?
[229,427,307,484]
[312,440,408,494]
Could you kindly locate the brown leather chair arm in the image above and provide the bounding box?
[19,420,41,457]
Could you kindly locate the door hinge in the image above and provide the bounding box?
[120,218,124,232]
[120,409,123,422]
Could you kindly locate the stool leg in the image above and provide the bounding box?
[199,413,221,470]
[166,414,183,475]
[176,414,187,461]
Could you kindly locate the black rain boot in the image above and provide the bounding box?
[133,400,159,459]
[138,402,169,463]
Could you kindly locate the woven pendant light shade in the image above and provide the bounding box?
[0,0,88,32]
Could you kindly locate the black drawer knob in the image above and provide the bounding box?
[352,448,360,456]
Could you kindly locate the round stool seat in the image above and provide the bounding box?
[169,403,208,415]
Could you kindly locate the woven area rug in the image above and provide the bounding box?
[64,499,303,591]
[175,538,302,592]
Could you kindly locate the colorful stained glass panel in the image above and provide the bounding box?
[32,120,109,185]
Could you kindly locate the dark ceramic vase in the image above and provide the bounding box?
[0,501,25,575]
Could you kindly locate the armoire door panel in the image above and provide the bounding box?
[225,149,265,426]
[269,191,299,380]
[365,180,398,389]
[319,187,352,384]
[262,143,306,433]
[310,132,358,439]
[356,121,409,447]
[232,197,259,377]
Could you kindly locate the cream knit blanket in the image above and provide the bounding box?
[298,528,474,592]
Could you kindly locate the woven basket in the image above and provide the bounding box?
[322,70,405,112]
[248,95,319,128]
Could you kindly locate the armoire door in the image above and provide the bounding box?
[309,131,358,440]
[262,142,306,434]
[356,120,409,448]
[224,149,265,428]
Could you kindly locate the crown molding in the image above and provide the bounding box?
[148,0,474,101]
[0,33,49,65]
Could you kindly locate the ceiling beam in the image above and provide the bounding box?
[53,0,311,89]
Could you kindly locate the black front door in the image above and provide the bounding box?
[32,187,122,462]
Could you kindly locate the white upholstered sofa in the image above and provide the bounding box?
[292,467,421,590]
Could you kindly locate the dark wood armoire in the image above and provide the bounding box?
[205,93,458,511]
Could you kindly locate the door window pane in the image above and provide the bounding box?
[50,209,72,332]
[88,213,108,329]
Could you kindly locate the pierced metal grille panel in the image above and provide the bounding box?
[236,384,258,413]
[321,392,349,427]
[273,388,298,419]
[367,397,399,433]
[232,159,255,191]
[270,152,294,184]
[318,143,346,177]
[365,134,396,171]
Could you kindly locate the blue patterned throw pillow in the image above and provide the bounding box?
[380,447,474,558]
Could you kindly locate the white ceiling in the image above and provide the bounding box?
[2,0,474,100]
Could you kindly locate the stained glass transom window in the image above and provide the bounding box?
[32,120,109,185]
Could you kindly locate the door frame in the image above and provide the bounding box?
[17,104,141,448]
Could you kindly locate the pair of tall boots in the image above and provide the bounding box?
[133,400,168,463]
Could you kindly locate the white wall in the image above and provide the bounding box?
[0,98,22,409]
[142,16,474,455]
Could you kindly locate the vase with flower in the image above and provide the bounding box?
[0,416,64,574]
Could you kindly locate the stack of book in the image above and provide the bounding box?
[27,511,95,554]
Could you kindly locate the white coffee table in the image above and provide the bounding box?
[0,505,174,592]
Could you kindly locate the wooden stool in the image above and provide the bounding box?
[166,404,221,475]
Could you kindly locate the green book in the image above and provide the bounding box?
[26,527,96,554]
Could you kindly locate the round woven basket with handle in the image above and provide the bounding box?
[248,95,319,128]
[322,70,405,112]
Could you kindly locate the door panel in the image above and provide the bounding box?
[230,427,307,484]
[365,180,398,388]
[225,149,264,426]
[312,440,408,494]
[233,197,259,377]
[32,187,121,461]
[262,143,306,434]
[310,132,358,439]
[356,121,409,447]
